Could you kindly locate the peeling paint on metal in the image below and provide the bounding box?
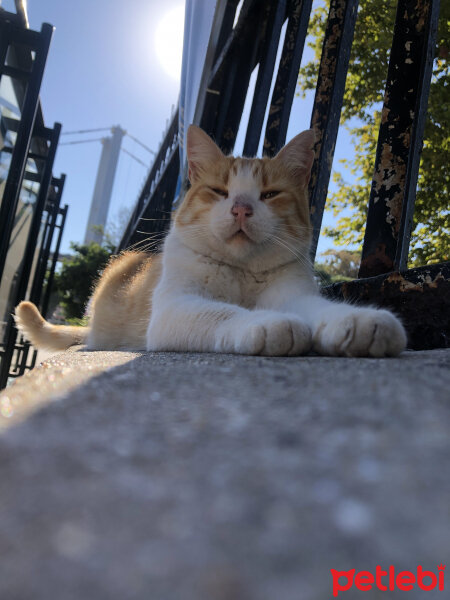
[325,263,450,350]
[382,270,445,292]
[359,0,437,278]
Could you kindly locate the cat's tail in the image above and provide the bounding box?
[14,301,89,351]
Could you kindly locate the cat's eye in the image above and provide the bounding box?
[260,190,280,200]
[210,187,228,197]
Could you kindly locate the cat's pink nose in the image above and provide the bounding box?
[231,199,253,220]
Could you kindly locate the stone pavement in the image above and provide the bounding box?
[0,348,449,599]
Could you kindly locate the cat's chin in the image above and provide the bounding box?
[229,229,252,243]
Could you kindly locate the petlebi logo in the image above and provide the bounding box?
[330,564,445,597]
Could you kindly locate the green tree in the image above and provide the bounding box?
[314,249,360,285]
[318,249,360,278]
[299,0,449,266]
[54,241,114,320]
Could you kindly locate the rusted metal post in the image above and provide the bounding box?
[358,0,441,278]
[243,0,287,156]
[324,262,450,350]
[264,0,314,156]
[308,0,360,261]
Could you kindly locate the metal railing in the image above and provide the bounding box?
[0,10,68,387]
[119,110,179,251]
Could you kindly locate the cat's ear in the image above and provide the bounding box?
[186,125,224,183]
[274,129,316,185]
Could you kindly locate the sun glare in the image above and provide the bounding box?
[154,5,185,81]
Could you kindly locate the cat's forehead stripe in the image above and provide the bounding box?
[252,163,261,178]
[228,158,266,185]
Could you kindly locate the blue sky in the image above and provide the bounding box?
[5,0,354,256]
[19,0,183,253]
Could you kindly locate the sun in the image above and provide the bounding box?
[154,5,185,81]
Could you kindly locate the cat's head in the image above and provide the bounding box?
[174,125,315,272]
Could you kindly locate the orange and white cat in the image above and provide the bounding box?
[15,125,406,357]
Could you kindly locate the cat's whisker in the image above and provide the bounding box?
[269,227,312,253]
[272,226,310,240]
[269,236,307,264]
[138,217,170,221]
[270,235,329,285]
[268,235,315,274]
[125,238,162,252]
[135,230,167,236]
[276,242,325,284]
[138,209,173,217]
[273,222,310,231]
[125,233,167,253]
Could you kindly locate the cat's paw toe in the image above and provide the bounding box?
[262,317,311,356]
[365,311,406,357]
[286,318,312,356]
[315,309,406,357]
[237,322,267,355]
[237,315,311,356]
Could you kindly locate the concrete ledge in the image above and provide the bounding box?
[1,348,138,429]
[1,349,449,599]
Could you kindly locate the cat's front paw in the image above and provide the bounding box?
[313,308,406,357]
[219,313,312,356]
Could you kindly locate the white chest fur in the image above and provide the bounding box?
[193,256,276,308]
[162,235,279,308]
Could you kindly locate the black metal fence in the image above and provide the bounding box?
[0,10,68,388]
[119,110,179,251]
[120,0,448,350]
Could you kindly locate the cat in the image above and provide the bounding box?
[15,125,406,357]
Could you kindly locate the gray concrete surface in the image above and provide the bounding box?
[0,348,449,599]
